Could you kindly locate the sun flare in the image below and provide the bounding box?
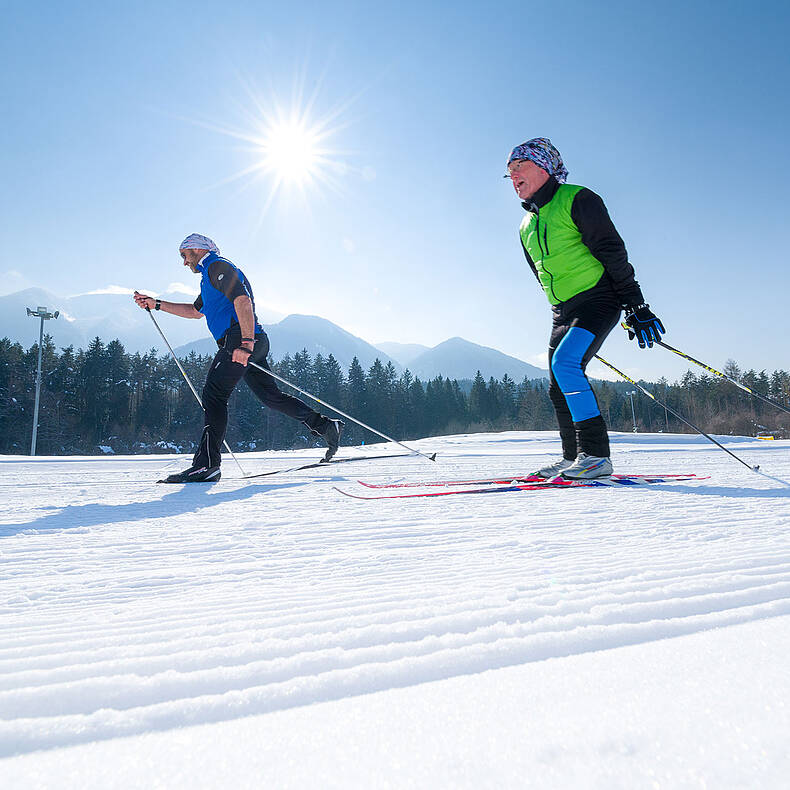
[195,86,353,224]
[188,69,358,226]
[258,118,322,185]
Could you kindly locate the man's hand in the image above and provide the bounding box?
[232,341,254,367]
[134,291,155,310]
[624,304,665,349]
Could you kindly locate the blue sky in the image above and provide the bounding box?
[2,0,788,382]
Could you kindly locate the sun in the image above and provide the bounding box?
[240,99,350,221]
[190,78,354,225]
[256,114,324,186]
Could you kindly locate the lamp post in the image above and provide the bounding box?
[662,381,670,432]
[26,306,59,455]
[627,390,638,433]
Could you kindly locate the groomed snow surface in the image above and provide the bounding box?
[2,431,790,789]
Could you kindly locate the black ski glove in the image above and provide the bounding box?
[624,303,665,349]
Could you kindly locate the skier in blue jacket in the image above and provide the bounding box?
[134,233,343,482]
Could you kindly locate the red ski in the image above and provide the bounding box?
[335,474,706,500]
[357,472,702,489]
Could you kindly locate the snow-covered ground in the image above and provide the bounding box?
[1,431,789,788]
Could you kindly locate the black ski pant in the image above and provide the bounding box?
[548,294,621,460]
[192,330,326,468]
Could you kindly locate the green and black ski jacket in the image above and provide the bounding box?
[519,176,644,310]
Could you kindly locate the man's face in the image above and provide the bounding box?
[180,248,207,273]
[507,158,549,200]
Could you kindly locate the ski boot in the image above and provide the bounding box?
[159,465,221,483]
[319,418,345,462]
[561,453,613,480]
[529,457,573,479]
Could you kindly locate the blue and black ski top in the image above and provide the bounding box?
[192,252,263,342]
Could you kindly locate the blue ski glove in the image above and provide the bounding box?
[624,304,665,348]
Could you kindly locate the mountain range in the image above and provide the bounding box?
[1,288,547,381]
[175,315,405,373]
[397,337,546,382]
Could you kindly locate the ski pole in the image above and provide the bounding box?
[245,358,437,463]
[595,354,760,472]
[139,297,247,477]
[619,324,790,417]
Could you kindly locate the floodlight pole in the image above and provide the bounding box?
[627,390,638,432]
[26,306,59,455]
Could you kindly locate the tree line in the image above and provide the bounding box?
[1,335,788,456]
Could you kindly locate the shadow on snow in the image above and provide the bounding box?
[0,481,310,537]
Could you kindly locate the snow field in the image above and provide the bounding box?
[1,431,789,787]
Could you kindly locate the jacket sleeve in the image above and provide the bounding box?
[207,261,248,302]
[571,188,645,307]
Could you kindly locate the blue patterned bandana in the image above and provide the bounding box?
[507,138,568,184]
[179,233,219,254]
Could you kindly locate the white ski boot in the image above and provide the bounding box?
[561,453,613,480]
[530,457,573,479]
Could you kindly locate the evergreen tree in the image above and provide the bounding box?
[0,338,29,453]
[104,339,131,439]
[323,354,344,406]
[366,359,392,436]
[500,374,517,423]
[345,357,367,444]
[291,348,316,391]
[408,376,427,439]
[468,371,488,425]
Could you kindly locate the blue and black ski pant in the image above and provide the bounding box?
[548,294,621,460]
[193,329,325,468]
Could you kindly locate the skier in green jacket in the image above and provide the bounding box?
[506,138,665,479]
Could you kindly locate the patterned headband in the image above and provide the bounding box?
[507,138,568,184]
[179,233,219,254]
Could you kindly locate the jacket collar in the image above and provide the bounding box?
[194,251,217,274]
[521,175,560,212]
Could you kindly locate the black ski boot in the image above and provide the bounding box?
[158,465,221,483]
[319,418,345,462]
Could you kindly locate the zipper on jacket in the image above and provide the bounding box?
[534,210,545,259]
[536,209,559,302]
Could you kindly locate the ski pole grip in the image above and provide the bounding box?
[135,290,152,312]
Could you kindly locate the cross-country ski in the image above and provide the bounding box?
[356,471,704,489]
[335,472,706,499]
[157,451,423,483]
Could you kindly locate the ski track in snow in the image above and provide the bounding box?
[1,431,789,760]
